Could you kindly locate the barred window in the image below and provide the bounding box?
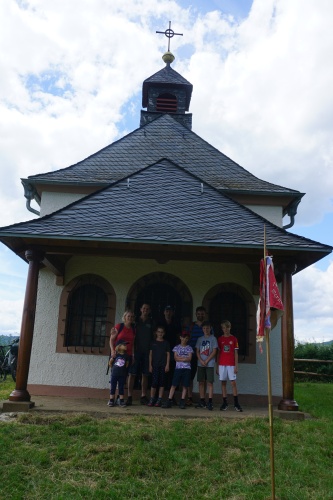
[57,274,115,355]
[203,283,256,363]
[210,291,248,357]
[65,284,108,348]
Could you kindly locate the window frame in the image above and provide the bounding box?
[56,274,115,355]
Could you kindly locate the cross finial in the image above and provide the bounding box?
[156,21,183,52]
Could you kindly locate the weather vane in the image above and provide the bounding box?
[156,21,183,52]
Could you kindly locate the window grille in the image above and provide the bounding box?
[210,291,248,357]
[65,284,108,349]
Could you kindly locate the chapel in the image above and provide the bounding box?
[0,32,331,410]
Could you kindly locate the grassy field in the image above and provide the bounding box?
[0,381,332,499]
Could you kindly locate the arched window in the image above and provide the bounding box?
[126,272,192,326]
[65,284,108,348]
[134,283,183,325]
[203,283,256,363]
[57,274,115,355]
[209,291,248,357]
[156,93,178,113]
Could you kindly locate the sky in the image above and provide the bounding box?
[0,0,332,343]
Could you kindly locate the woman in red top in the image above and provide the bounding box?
[110,310,136,358]
[109,310,136,406]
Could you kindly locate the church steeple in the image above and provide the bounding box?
[140,23,193,129]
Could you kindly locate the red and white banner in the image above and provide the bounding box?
[256,256,284,351]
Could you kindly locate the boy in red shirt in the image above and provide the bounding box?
[217,320,243,412]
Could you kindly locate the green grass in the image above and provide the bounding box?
[0,377,15,400]
[0,382,332,499]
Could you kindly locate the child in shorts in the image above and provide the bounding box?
[195,321,218,410]
[164,332,193,409]
[217,320,243,412]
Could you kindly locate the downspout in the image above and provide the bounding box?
[22,181,41,216]
[283,198,302,230]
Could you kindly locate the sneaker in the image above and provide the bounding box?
[162,400,172,408]
[186,398,193,406]
[140,395,149,405]
[179,399,186,409]
[234,403,243,412]
[195,401,207,409]
[147,398,155,407]
[207,402,213,411]
[107,400,114,407]
[154,398,163,407]
[220,402,228,411]
[126,396,132,406]
[119,400,126,407]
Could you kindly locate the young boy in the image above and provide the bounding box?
[148,325,170,407]
[195,321,218,410]
[217,320,243,412]
[164,331,193,409]
[107,340,130,407]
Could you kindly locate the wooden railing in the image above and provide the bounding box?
[294,358,333,377]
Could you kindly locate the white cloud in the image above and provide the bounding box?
[187,0,333,224]
[0,0,332,341]
[293,259,333,343]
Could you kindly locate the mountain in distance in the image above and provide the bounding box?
[320,340,333,346]
[0,334,19,347]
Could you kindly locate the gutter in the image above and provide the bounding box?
[22,180,41,216]
[283,198,302,230]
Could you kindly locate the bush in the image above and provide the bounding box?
[294,342,333,379]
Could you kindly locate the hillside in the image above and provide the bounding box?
[0,335,19,347]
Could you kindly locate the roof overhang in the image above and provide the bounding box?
[1,233,330,279]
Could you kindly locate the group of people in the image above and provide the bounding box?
[108,304,243,412]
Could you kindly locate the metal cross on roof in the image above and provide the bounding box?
[156,21,183,52]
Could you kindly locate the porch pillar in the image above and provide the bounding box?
[278,262,298,411]
[9,249,44,402]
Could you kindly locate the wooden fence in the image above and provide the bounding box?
[294,358,333,378]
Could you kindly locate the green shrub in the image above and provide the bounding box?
[294,342,333,379]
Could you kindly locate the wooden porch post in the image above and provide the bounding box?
[9,249,44,402]
[278,262,299,411]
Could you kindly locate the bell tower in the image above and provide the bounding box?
[140,51,193,129]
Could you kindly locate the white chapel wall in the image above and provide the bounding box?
[245,205,283,227]
[40,191,87,216]
[28,257,282,397]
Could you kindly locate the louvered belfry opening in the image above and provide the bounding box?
[156,92,177,113]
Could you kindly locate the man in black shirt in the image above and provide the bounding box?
[128,303,154,405]
[160,305,182,392]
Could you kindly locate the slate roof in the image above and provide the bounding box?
[4,160,330,258]
[142,65,193,108]
[25,114,301,198]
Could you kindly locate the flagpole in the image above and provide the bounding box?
[264,225,276,499]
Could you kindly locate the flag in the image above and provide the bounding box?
[256,255,284,352]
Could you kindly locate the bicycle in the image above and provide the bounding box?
[0,338,19,382]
